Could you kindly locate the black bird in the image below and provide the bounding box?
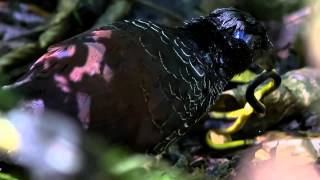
[5,8,272,154]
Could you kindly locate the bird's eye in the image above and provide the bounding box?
[233,30,257,48]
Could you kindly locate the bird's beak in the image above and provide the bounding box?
[254,37,275,71]
[255,53,275,71]
[264,37,274,50]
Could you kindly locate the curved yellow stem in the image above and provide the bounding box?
[206,130,254,150]
[210,80,275,135]
[206,72,278,150]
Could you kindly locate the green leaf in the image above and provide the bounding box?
[0,172,19,180]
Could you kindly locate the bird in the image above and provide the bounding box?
[4,8,272,154]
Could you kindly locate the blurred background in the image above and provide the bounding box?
[0,0,320,179]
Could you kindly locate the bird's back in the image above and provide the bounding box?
[8,20,236,153]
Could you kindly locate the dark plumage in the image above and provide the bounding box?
[5,8,271,153]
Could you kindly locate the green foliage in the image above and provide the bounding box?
[0,0,317,179]
[0,90,19,111]
[200,0,305,20]
[0,74,19,111]
[99,147,203,180]
[0,172,19,180]
[200,0,235,14]
[0,0,80,80]
[94,0,132,27]
[39,0,80,48]
[236,0,306,20]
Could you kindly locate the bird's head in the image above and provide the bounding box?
[207,8,272,73]
[183,8,272,74]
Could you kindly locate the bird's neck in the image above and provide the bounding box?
[178,23,242,77]
[178,22,218,52]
